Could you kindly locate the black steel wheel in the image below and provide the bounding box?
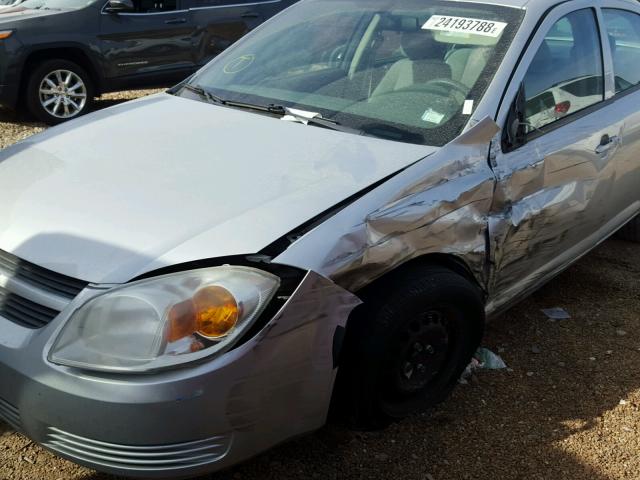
[334,264,485,429]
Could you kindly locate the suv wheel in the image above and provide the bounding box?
[335,265,485,429]
[26,59,95,125]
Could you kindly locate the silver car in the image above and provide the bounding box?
[1,0,639,476]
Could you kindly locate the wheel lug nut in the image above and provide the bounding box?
[413,342,424,352]
[403,362,414,379]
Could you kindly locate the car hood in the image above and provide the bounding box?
[0,94,437,284]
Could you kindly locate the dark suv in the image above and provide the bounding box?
[0,0,295,124]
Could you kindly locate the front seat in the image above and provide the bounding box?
[372,30,451,97]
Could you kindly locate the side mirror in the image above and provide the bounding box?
[105,0,135,13]
[502,82,528,151]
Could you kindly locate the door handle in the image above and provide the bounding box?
[595,134,619,155]
[165,18,187,24]
[241,12,260,18]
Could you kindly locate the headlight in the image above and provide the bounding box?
[49,266,280,373]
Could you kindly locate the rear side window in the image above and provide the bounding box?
[133,0,177,12]
[602,9,640,93]
[522,9,603,130]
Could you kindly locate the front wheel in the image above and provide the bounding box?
[26,59,95,125]
[335,265,485,429]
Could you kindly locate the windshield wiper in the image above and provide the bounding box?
[264,104,363,135]
[286,111,362,135]
[182,83,226,105]
[180,88,362,135]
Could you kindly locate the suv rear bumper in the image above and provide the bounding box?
[0,271,360,478]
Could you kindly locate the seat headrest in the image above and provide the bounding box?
[401,30,447,61]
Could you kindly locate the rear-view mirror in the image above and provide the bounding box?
[105,0,135,13]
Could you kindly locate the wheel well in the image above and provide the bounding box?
[20,48,102,100]
[355,253,487,302]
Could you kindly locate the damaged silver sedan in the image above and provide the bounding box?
[1,0,640,476]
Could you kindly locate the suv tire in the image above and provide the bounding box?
[26,59,95,125]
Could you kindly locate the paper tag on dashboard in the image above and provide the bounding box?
[421,108,445,124]
[462,99,474,115]
[422,15,507,38]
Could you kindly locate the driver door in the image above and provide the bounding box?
[488,3,626,312]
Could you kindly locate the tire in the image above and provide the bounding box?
[26,59,94,125]
[617,215,640,242]
[334,265,485,430]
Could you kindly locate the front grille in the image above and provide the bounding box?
[0,249,87,300]
[0,249,88,329]
[44,427,231,473]
[0,285,59,328]
[0,397,21,431]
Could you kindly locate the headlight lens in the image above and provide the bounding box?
[49,266,280,373]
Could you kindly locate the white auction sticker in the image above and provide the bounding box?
[421,108,445,124]
[422,15,507,37]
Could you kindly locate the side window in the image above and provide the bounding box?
[522,9,603,130]
[132,0,177,12]
[603,9,640,93]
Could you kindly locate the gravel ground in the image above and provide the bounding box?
[1,91,639,480]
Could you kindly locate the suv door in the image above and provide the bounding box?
[99,0,197,85]
[487,2,627,312]
[188,0,296,67]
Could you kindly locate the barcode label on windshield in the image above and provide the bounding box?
[422,15,507,37]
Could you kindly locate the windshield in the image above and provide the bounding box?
[19,0,94,9]
[186,0,523,146]
[0,0,17,6]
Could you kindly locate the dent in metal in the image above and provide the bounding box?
[275,117,500,294]
[486,106,640,315]
[221,270,361,437]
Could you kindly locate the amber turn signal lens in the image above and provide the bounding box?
[166,286,239,343]
[194,286,239,338]
[167,298,196,343]
[0,31,13,40]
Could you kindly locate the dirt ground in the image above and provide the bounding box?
[1,92,639,480]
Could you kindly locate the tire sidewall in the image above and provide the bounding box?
[340,267,484,427]
[371,280,481,417]
[26,60,94,125]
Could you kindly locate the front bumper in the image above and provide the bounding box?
[0,271,360,478]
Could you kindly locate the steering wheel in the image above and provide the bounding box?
[420,78,470,102]
[328,45,346,65]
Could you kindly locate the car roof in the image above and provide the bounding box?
[450,0,639,10]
